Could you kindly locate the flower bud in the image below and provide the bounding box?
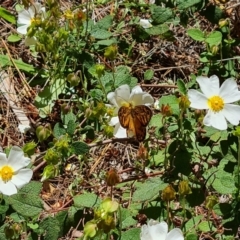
[178,180,192,196]
[36,124,52,142]
[83,220,97,238]
[178,95,190,111]
[161,185,176,202]
[232,126,240,137]
[137,143,148,160]
[219,19,228,28]
[205,195,218,210]
[101,198,119,213]
[96,64,105,78]
[104,45,118,60]
[41,165,56,182]
[161,104,172,117]
[64,9,74,20]
[67,73,80,87]
[106,169,120,186]
[211,45,219,55]
[61,103,71,115]
[44,148,60,165]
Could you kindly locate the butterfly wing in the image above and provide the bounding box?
[133,106,152,127]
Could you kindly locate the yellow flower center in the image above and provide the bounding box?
[0,166,14,182]
[207,95,224,112]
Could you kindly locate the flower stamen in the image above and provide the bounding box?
[0,166,14,182]
[207,95,224,112]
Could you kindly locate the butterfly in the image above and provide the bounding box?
[118,104,152,142]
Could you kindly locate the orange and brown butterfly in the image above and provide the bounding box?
[118,103,152,142]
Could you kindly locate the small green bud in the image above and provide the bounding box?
[83,220,97,238]
[162,185,176,202]
[44,148,59,165]
[22,141,37,156]
[179,95,190,111]
[67,73,80,87]
[101,198,119,213]
[219,19,228,28]
[205,195,218,210]
[178,180,192,196]
[210,45,219,55]
[55,136,69,155]
[36,125,52,142]
[104,45,118,60]
[41,165,56,182]
[232,126,240,137]
[95,64,105,78]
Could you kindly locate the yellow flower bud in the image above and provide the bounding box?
[178,180,192,196]
[162,185,176,202]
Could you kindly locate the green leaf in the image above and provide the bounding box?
[121,208,137,229]
[8,182,43,217]
[184,215,203,232]
[53,123,66,138]
[66,120,77,136]
[132,177,167,202]
[177,0,202,10]
[159,95,180,115]
[205,31,222,47]
[95,15,113,29]
[73,193,100,208]
[144,69,154,81]
[145,24,169,35]
[186,233,198,240]
[0,224,8,240]
[0,54,35,72]
[72,141,90,155]
[39,217,60,240]
[7,34,22,42]
[121,228,141,240]
[151,6,173,24]
[198,220,216,232]
[90,29,112,39]
[61,111,76,125]
[0,7,16,24]
[187,29,205,41]
[177,79,187,95]
[96,39,117,46]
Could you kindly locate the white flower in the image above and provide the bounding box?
[140,19,152,29]
[18,124,31,133]
[188,75,240,130]
[107,84,154,138]
[149,0,156,3]
[17,2,45,35]
[140,219,184,240]
[0,146,33,196]
[154,99,160,110]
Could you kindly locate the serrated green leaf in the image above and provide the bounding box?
[66,120,77,136]
[132,177,167,202]
[186,233,198,240]
[0,7,16,24]
[90,29,112,39]
[145,24,169,35]
[72,141,90,155]
[96,39,117,46]
[121,208,137,229]
[39,217,60,240]
[198,220,216,232]
[144,69,154,81]
[53,123,66,138]
[121,228,141,240]
[73,193,100,208]
[177,0,202,10]
[185,215,203,232]
[95,15,113,29]
[151,6,173,24]
[205,31,222,47]
[177,79,187,95]
[8,182,43,217]
[187,29,205,41]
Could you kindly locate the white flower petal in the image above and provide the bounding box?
[0,180,17,196]
[197,75,220,97]
[142,93,154,105]
[18,124,31,133]
[8,146,30,171]
[17,25,29,35]
[222,104,240,125]
[130,92,152,106]
[140,225,153,240]
[17,11,31,25]
[113,123,127,138]
[188,89,208,109]
[115,84,131,106]
[25,36,37,46]
[0,153,8,168]
[107,92,119,107]
[11,169,33,188]
[140,19,152,29]
[109,116,119,126]
[203,110,227,130]
[148,220,168,240]
[219,78,240,103]
[131,85,143,95]
[166,228,184,240]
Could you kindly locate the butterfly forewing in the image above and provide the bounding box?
[133,106,152,127]
[118,105,152,141]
